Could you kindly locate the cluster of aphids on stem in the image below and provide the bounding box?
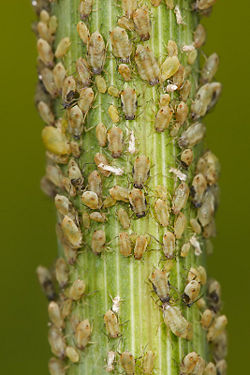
[33,0,227,374]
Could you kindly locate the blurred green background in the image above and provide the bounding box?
[0,0,249,373]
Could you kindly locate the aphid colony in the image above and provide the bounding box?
[33,0,226,374]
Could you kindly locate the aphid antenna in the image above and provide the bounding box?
[146,232,163,247]
[83,123,97,133]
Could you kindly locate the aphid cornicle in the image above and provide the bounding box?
[88,170,102,197]
[55,257,69,288]
[110,27,132,63]
[69,279,86,300]
[174,212,187,239]
[135,45,160,86]
[36,266,56,301]
[129,188,147,218]
[201,309,214,329]
[119,232,132,257]
[178,123,206,149]
[61,215,82,248]
[194,24,206,49]
[134,234,149,260]
[143,351,155,374]
[42,127,70,156]
[92,230,106,254]
[201,53,219,83]
[118,64,131,81]
[78,87,94,114]
[118,208,130,229]
[55,37,71,59]
[77,21,90,44]
[107,126,123,158]
[121,87,137,120]
[48,301,64,329]
[182,280,201,306]
[48,326,66,359]
[154,199,169,227]
[120,352,135,375]
[172,182,190,215]
[121,0,137,18]
[76,58,91,87]
[87,31,106,74]
[180,352,199,374]
[207,315,228,342]
[133,7,151,41]
[104,310,120,338]
[155,105,173,132]
[132,155,150,188]
[110,185,129,202]
[79,0,93,20]
[150,269,170,303]
[162,231,175,259]
[191,173,207,208]
[41,68,58,98]
[37,38,54,66]
[38,101,54,125]
[48,357,65,375]
[75,319,91,349]
[163,304,192,340]
[81,191,99,209]
[65,346,79,363]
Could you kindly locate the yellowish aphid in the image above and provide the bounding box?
[81,190,99,209]
[119,232,132,257]
[180,242,190,257]
[121,0,137,18]
[55,257,69,288]
[204,362,216,375]
[68,158,84,188]
[187,49,198,65]
[201,309,214,329]
[78,87,94,113]
[106,351,116,372]
[120,352,135,374]
[207,315,228,342]
[192,356,206,375]
[79,0,93,20]
[135,45,160,86]
[76,58,91,87]
[42,127,70,156]
[110,185,129,202]
[134,234,149,260]
[174,212,187,239]
[197,189,215,227]
[68,105,83,137]
[77,21,90,44]
[89,212,106,223]
[38,101,54,125]
[191,173,207,208]
[172,182,189,215]
[36,266,56,301]
[176,101,188,125]
[163,304,192,340]
[48,357,65,375]
[183,280,201,306]
[95,75,107,93]
[82,211,90,229]
[108,105,120,123]
[37,38,54,66]
[87,31,106,74]
[94,153,111,177]
[107,126,123,158]
[49,16,58,35]
[104,310,120,338]
[194,24,206,49]
[197,266,207,286]
[95,123,107,147]
[178,122,206,149]
[155,105,173,132]
[102,197,116,209]
[180,80,191,102]
[55,37,71,59]
[190,218,201,234]
[118,16,135,31]
[151,0,162,6]
[48,301,64,329]
[132,155,150,189]
[172,64,185,88]
[161,56,180,82]
[196,0,217,11]
[88,170,102,197]
[48,326,66,358]
[133,7,151,41]
[75,319,91,349]
[53,63,66,91]
[61,215,82,248]
[69,279,86,300]
[40,9,50,24]
[159,94,170,107]
[151,269,170,302]
[37,21,52,42]
[121,87,137,120]
[118,208,130,229]
[91,229,106,254]
[143,351,155,374]
[180,352,199,374]
[41,68,58,98]
[65,346,79,363]
[154,199,169,227]
[167,40,178,56]
[118,64,131,81]
[162,231,175,259]
[165,0,174,9]
[108,86,120,97]
[110,27,132,63]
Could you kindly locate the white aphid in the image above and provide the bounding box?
[169,168,187,181]
[174,6,185,25]
[112,296,121,314]
[106,351,116,372]
[98,163,124,176]
[166,84,178,92]
[190,235,202,256]
[128,130,136,154]
[182,45,195,52]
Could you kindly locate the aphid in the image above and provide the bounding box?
[68,105,83,137]
[53,63,66,92]
[161,56,180,82]
[54,194,71,217]
[155,105,173,132]
[37,38,54,66]
[49,16,58,35]
[197,266,207,285]
[107,126,123,157]
[108,105,120,123]
[174,212,187,239]
[132,155,150,188]
[104,310,120,338]
[92,230,106,254]
[106,351,116,372]
[120,352,135,374]
[110,27,132,63]
[201,53,219,83]
[46,164,63,188]
[121,87,137,120]
[41,68,58,98]
[203,219,216,238]
[75,319,91,349]
[42,127,70,156]
[150,269,170,302]
[163,304,192,340]
[78,87,94,113]
[76,58,91,87]
[135,45,160,86]
[207,315,228,342]
[39,9,50,23]
[94,153,111,176]
[151,0,162,5]
[79,0,93,20]
[65,346,79,363]
[134,234,149,260]
[61,216,82,248]
[204,362,216,375]
[37,21,51,42]
[207,279,221,312]
[180,352,199,374]
[187,49,198,65]
[68,158,84,188]
[48,357,65,375]
[88,170,102,197]
[133,7,151,41]
[197,189,215,227]
[95,75,107,93]
[119,232,132,257]
[112,296,121,314]
[121,0,137,18]
[192,356,206,375]
[62,76,76,103]
[180,242,190,257]
[193,24,206,48]
[129,189,147,218]
[174,5,184,24]
[118,64,131,81]
[89,212,106,223]
[169,168,187,181]
[165,0,174,9]
[69,279,86,300]
[37,101,54,125]
[62,177,76,197]
[55,257,69,288]
[128,130,136,154]
[166,83,178,93]
[172,64,185,88]
[36,266,56,301]
[82,212,90,229]
[180,80,191,101]
[110,185,129,202]
[191,82,222,119]
[142,351,155,374]
[48,301,64,329]
[172,182,189,214]
[87,31,106,74]
[64,245,78,265]
[190,235,202,256]
[195,0,217,11]
[182,280,201,306]
[196,151,220,185]
[178,123,206,149]
[201,309,214,329]
[48,326,66,358]
[181,149,193,169]
[154,199,169,227]
[159,94,170,107]
[77,21,90,44]
[55,37,71,59]
[167,40,178,57]
[213,331,228,361]
[117,208,130,229]
[191,174,207,208]
[182,44,195,53]
[196,297,207,311]
[81,191,99,209]
[176,101,189,125]
[118,16,135,31]
[108,86,120,98]
[190,218,201,234]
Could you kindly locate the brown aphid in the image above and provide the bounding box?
[121,0,137,18]
[135,45,160,86]
[161,56,180,82]
[119,232,132,257]
[37,21,52,42]
[134,234,149,260]
[194,24,206,49]
[76,58,91,87]
[69,279,86,301]
[121,87,137,120]
[38,101,54,125]
[133,7,151,41]
[129,188,147,218]
[48,326,66,359]
[61,215,82,248]
[77,21,90,44]
[88,170,102,197]
[108,105,120,123]
[176,101,189,125]
[191,173,207,208]
[107,126,123,158]
[53,63,66,91]
[42,127,70,156]
[95,75,107,93]
[163,304,192,340]
[172,64,185,88]
[132,155,150,188]
[37,38,54,66]
[92,230,106,254]
[55,258,69,288]
[110,27,132,63]
[207,279,221,312]
[65,346,79,363]
[181,149,193,168]
[150,269,170,302]
[118,64,131,81]
[154,199,169,227]
[94,153,111,177]
[68,105,83,137]
[62,177,76,197]
[36,266,56,301]
[174,212,186,239]
[48,357,65,375]
[46,164,63,188]
[118,16,135,31]
[172,182,189,214]
[197,189,215,227]
[110,185,129,202]
[81,191,99,209]
[48,301,64,329]
[203,219,216,238]
[68,158,84,188]
[162,231,175,259]
[159,94,170,107]
[165,0,174,9]
[192,82,222,119]
[89,212,106,223]
[190,218,201,234]
[143,351,155,374]
[196,150,220,186]
[55,37,71,59]
[78,87,94,114]
[183,280,201,306]
[64,245,78,265]
[192,356,206,375]
[62,75,76,102]
[180,352,199,374]
[75,319,91,349]
[120,352,135,374]
[41,68,58,98]
[178,123,206,149]
[118,208,130,229]
[201,309,214,329]
[180,80,191,102]
[207,315,228,342]
[79,0,93,20]
[155,105,173,132]
[104,310,120,338]
[87,31,106,74]
[204,362,216,375]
